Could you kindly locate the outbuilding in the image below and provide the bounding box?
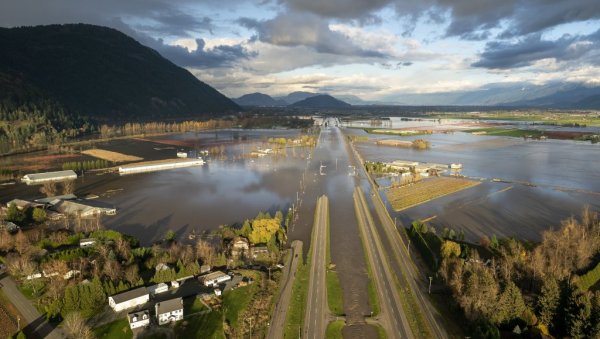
[200,271,232,287]
[147,283,168,296]
[108,287,150,312]
[79,238,96,248]
[21,170,77,184]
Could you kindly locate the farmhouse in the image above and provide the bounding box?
[127,310,150,329]
[51,200,116,217]
[230,236,249,258]
[108,287,150,312]
[251,246,269,258]
[155,297,184,325]
[21,170,77,184]
[200,271,231,287]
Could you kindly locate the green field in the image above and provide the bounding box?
[468,127,545,138]
[283,252,308,338]
[387,177,480,211]
[174,311,225,339]
[93,318,133,339]
[223,283,256,330]
[325,320,345,339]
[326,203,345,316]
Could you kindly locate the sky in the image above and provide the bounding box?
[2,0,600,102]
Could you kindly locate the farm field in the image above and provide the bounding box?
[81,149,143,162]
[386,177,480,211]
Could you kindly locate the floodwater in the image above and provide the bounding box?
[0,129,312,244]
[345,126,600,242]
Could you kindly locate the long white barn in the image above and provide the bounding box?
[22,170,77,184]
[118,158,204,175]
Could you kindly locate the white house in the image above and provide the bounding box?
[155,297,184,325]
[200,271,231,287]
[127,310,150,329]
[108,287,149,312]
[147,283,168,296]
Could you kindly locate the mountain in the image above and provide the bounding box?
[233,93,286,107]
[290,94,351,108]
[0,24,239,123]
[276,91,321,105]
[379,82,600,108]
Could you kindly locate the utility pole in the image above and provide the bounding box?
[17,316,20,331]
[428,276,433,294]
[407,239,411,257]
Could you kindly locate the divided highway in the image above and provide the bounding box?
[354,186,412,339]
[303,195,329,339]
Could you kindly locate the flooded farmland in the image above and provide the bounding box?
[345,122,600,242]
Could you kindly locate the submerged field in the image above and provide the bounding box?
[386,177,480,211]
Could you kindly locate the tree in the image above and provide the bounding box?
[564,285,592,338]
[537,277,560,327]
[62,180,75,194]
[40,182,57,197]
[164,230,176,242]
[5,202,25,224]
[14,230,30,256]
[440,240,461,258]
[32,208,46,223]
[0,230,14,251]
[248,218,280,244]
[63,312,94,339]
[124,265,140,285]
[493,281,526,324]
[196,239,215,266]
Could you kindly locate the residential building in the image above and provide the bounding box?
[200,271,231,287]
[108,287,150,312]
[251,246,269,258]
[21,170,77,184]
[230,236,249,258]
[127,310,150,329]
[155,297,184,325]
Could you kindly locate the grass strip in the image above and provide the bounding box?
[325,320,345,339]
[325,197,345,316]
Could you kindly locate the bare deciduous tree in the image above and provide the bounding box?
[63,312,94,339]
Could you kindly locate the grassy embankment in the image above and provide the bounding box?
[386,177,480,212]
[325,199,345,317]
[325,320,345,339]
[468,127,546,138]
[353,200,380,317]
[0,290,26,338]
[81,149,143,162]
[432,111,600,126]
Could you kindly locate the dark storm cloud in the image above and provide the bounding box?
[154,39,257,68]
[133,11,214,36]
[283,0,390,19]
[472,30,600,69]
[238,13,386,57]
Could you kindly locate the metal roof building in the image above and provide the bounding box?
[22,170,77,184]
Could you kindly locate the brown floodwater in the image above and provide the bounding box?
[344,125,600,242]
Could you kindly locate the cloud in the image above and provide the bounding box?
[132,11,214,37]
[472,30,600,69]
[283,0,390,20]
[239,12,386,57]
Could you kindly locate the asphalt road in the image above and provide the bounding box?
[303,195,329,339]
[347,133,448,338]
[267,240,303,339]
[354,186,413,339]
[0,275,66,339]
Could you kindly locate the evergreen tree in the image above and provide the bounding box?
[537,277,560,327]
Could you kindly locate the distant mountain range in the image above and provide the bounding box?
[234,82,600,109]
[290,94,351,108]
[0,24,239,123]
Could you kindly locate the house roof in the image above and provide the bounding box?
[23,170,77,181]
[127,309,149,322]
[52,199,115,215]
[110,287,148,304]
[6,199,32,208]
[201,271,229,281]
[34,194,77,204]
[156,297,183,315]
[80,238,96,243]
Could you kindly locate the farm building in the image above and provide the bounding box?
[34,194,77,204]
[155,297,184,325]
[147,283,168,296]
[5,199,42,210]
[108,287,150,312]
[200,271,231,287]
[118,158,204,175]
[51,200,116,217]
[127,310,150,329]
[21,170,77,184]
